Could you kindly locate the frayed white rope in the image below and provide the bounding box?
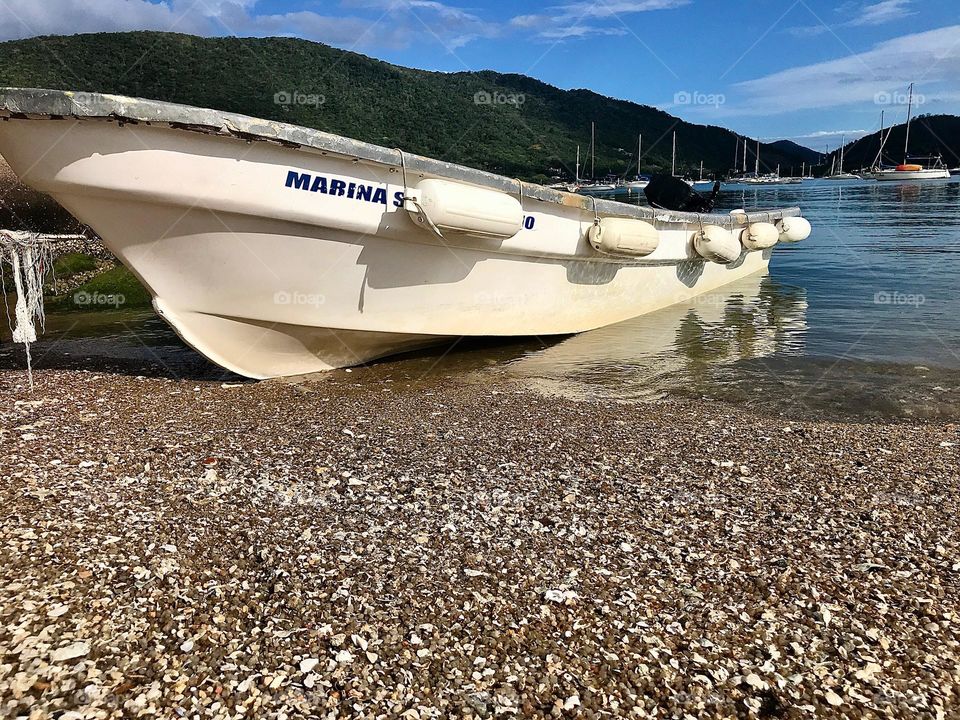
[1,230,53,391]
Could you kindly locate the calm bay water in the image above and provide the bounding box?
[3,178,959,418]
[503,178,960,417]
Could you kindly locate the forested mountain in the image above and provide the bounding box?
[0,31,821,181]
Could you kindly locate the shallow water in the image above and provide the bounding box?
[3,178,960,418]
[502,178,960,417]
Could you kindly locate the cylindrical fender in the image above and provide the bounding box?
[693,224,741,264]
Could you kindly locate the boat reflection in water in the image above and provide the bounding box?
[504,272,808,402]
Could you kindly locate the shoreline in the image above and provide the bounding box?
[1,365,958,717]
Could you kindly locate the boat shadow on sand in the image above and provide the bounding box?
[0,306,564,384]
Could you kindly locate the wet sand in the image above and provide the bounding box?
[1,360,959,718]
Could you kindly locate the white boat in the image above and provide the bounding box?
[734,144,802,185]
[576,182,618,194]
[0,88,810,379]
[866,164,950,181]
[862,85,950,182]
[669,131,696,186]
[622,133,649,190]
[824,135,861,180]
[576,123,621,195]
[741,174,801,186]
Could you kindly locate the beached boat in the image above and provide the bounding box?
[0,88,810,379]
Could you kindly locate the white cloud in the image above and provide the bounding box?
[729,25,960,116]
[784,25,829,38]
[794,129,870,139]
[0,0,202,38]
[0,0,494,51]
[784,0,914,38]
[509,0,689,41]
[338,0,498,48]
[538,25,629,40]
[848,0,915,26]
[0,0,687,49]
[554,0,691,20]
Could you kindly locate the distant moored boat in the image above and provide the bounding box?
[862,84,951,182]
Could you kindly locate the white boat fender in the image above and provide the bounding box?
[740,222,780,251]
[587,217,660,257]
[776,216,811,243]
[406,178,523,239]
[692,224,741,264]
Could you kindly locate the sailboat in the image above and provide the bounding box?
[548,145,580,192]
[623,133,649,190]
[577,121,617,194]
[691,160,721,191]
[669,131,697,186]
[863,84,950,181]
[824,135,861,180]
[740,141,796,185]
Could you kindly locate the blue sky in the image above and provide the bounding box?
[1,0,957,149]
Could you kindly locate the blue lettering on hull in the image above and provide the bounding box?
[285,170,537,231]
[285,170,389,206]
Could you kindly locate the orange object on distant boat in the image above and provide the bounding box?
[897,164,923,171]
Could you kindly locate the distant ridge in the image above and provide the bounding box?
[0,31,821,181]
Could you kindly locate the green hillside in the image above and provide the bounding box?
[0,31,817,181]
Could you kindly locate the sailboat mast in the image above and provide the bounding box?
[699,160,704,181]
[879,109,884,154]
[734,136,739,170]
[743,139,747,172]
[755,140,760,175]
[575,144,580,184]
[839,134,845,171]
[590,122,595,179]
[638,133,642,175]
[903,82,914,162]
[671,131,676,176]
[872,110,885,169]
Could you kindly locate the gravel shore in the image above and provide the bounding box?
[2,361,959,719]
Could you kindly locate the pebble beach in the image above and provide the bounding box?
[2,356,959,719]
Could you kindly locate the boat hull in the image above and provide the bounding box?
[866,169,951,181]
[0,99,794,378]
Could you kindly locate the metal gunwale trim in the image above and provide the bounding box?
[0,87,802,229]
